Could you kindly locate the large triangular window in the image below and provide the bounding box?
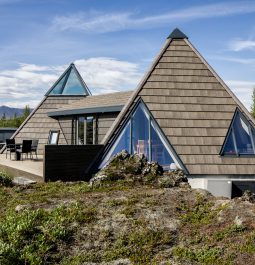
[100,101,184,170]
[47,64,90,96]
[221,109,255,156]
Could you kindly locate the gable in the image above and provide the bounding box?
[46,63,91,96]
[100,100,187,172]
[102,29,255,175]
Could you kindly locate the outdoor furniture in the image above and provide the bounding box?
[6,139,16,159]
[31,139,39,159]
[15,140,32,160]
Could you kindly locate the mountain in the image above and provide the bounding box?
[0,106,24,118]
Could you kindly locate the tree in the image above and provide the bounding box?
[1,113,6,121]
[23,105,30,120]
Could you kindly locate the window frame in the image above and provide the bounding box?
[100,98,187,172]
[220,108,255,157]
[48,130,60,145]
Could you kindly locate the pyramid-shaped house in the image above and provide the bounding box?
[11,63,92,154]
[100,28,255,197]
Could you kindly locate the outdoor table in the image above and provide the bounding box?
[15,144,22,161]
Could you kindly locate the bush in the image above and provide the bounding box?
[0,171,13,187]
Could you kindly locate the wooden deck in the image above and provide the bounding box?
[0,153,44,182]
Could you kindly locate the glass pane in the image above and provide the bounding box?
[86,116,93,144]
[131,105,149,158]
[49,72,67,95]
[100,121,131,168]
[222,129,236,155]
[233,113,254,154]
[151,121,174,170]
[49,132,59,144]
[78,117,85,145]
[62,68,86,95]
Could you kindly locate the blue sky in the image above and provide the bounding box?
[0,0,255,109]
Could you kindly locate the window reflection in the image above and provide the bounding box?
[100,102,177,170]
[132,105,149,158]
[222,111,255,156]
[151,121,174,169]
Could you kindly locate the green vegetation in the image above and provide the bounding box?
[0,105,31,128]
[0,203,97,265]
[179,193,227,225]
[103,227,172,263]
[0,170,13,187]
[172,246,222,265]
[0,171,255,264]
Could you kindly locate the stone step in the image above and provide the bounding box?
[13,177,37,185]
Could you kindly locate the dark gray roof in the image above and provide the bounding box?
[48,90,133,117]
[167,28,188,39]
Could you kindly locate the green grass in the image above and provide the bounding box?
[102,227,173,264]
[179,193,226,225]
[0,202,97,265]
[172,246,222,265]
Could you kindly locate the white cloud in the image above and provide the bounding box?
[74,58,141,94]
[0,58,142,108]
[226,80,255,110]
[52,2,255,33]
[228,39,255,51]
[212,56,255,65]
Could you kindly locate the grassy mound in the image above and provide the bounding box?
[0,171,255,264]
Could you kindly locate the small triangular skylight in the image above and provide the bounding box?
[221,109,255,156]
[46,64,91,96]
[100,100,185,171]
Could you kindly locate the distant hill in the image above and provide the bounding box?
[0,106,24,118]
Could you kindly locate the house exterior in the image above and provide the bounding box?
[7,28,255,198]
[10,63,132,154]
[97,28,255,198]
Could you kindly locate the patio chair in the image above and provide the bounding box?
[6,139,16,159]
[31,139,39,159]
[16,140,32,160]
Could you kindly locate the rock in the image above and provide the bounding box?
[234,216,243,226]
[142,161,163,177]
[241,190,255,203]
[158,169,188,188]
[90,150,187,188]
[15,204,29,212]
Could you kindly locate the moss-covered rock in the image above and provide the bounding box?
[90,150,188,189]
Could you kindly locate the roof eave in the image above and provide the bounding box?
[48,105,124,117]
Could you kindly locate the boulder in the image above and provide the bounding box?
[90,150,188,189]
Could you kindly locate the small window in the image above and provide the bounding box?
[86,116,94,144]
[48,65,89,96]
[48,130,60,145]
[221,109,255,156]
[78,117,85,145]
[72,116,97,145]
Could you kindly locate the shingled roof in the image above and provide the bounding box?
[48,91,133,117]
[102,28,255,176]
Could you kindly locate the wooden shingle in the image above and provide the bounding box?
[103,34,255,176]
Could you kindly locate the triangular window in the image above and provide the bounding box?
[100,101,183,170]
[47,64,90,96]
[221,109,255,156]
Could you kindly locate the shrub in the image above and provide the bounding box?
[0,171,13,187]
